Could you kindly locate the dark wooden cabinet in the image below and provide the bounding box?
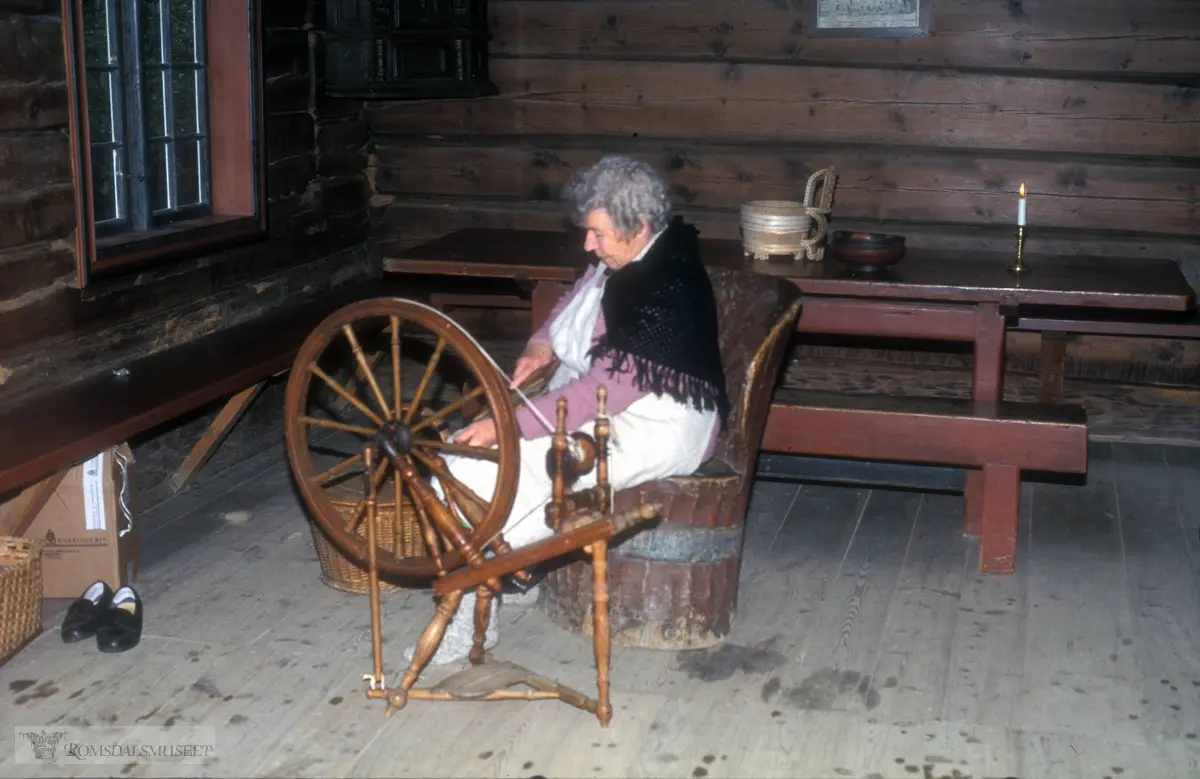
[324,0,497,99]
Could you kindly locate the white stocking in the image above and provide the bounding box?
[404,435,559,665]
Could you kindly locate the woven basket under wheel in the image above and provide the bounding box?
[310,480,428,594]
[0,536,43,666]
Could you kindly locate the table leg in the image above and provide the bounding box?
[971,302,1006,402]
[531,281,567,334]
[964,303,1007,538]
[1038,333,1069,404]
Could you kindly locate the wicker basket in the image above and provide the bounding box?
[310,480,427,594]
[0,537,43,666]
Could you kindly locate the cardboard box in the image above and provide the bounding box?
[1,445,140,599]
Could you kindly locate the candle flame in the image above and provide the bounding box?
[1019,183,1026,198]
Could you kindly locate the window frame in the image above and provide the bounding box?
[62,0,268,289]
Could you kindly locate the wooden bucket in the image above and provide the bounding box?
[310,481,426,594]
[541,469,747,650]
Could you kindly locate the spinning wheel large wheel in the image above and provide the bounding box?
[283,297,522,580]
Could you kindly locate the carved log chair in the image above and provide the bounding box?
[540,267,803,650]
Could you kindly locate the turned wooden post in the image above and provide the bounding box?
[591,538,612,727]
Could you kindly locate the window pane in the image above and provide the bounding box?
[86,71,115,142]
[147,141,170,212]
[92,147,120,223]
[170,0,196,63]
[140,0,164,65]
[145,68,166,137]
[82,0,115,66]
[175,139,203,207]
[172,69,198,135]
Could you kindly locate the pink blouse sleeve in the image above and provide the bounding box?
[515,353,647,439]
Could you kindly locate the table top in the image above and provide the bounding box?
[383,228,1196,312]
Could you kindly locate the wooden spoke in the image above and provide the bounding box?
[343,458,390,533]
[310,363,386,427]
[299,415,378,438]
[342,323,393,421]
[407,478,446,573]
[410,449,492,519]
[410,437,499,462]
[409,384,487,434]
[314,452,363,485]
[394,466,413,556]
[403,336,446,425]
[391,316,403,420]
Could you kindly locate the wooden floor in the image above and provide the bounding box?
[4,441,1200,778]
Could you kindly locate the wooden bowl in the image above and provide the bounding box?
[829,231,907,273]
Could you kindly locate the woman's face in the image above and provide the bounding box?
[582,210,650,271]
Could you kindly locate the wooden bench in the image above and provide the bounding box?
[760,390,1089,574]
[0,280,383,536]
[1014,306,1200,403]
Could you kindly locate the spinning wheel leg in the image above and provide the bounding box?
[471,584,495,665]
[398,589,465,698]
[591,540,613,727]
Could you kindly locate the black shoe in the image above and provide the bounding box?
[502,567,545,595]
[96,586,143,653]
[61,581,114,643]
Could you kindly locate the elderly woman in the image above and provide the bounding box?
[410,155,729,665]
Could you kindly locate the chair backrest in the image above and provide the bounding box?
[704,267,803,476]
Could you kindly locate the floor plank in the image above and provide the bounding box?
[1111,443,1200,743]
[1016,444,1146,743]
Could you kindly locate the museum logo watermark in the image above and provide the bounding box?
[14,725,217,765]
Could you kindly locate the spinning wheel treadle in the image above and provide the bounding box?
[282,297,663,726]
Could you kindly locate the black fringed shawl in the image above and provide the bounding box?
[587,216,731,425]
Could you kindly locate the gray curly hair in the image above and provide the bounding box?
[561,155,672,239]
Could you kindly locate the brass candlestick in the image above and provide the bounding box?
[1007,225,1030,274]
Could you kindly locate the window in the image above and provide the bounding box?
[64,0,266,287]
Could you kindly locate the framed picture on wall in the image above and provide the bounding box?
[810,0,929,38]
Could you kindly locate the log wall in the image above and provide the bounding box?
[366,0,1200,388]
[0,0,375,410]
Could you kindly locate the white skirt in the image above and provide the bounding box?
[439,392,718,550]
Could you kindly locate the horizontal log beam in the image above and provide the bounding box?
[372,139,1200,236]
[364,59,1199,158]
[489,0,1200,80]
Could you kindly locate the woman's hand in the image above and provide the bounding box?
[511,341,554,389]
[454,418,498,448]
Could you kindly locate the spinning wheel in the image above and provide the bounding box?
[283,297,525,580]
[283,297,662,726]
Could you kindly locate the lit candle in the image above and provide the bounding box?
[1017,182,1027,226]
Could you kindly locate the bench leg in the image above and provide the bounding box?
[1038,334,1068,404]
[169,381,267,493]
[977,463,1020,575]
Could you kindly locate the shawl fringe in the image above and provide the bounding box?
[590,344,731,421]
